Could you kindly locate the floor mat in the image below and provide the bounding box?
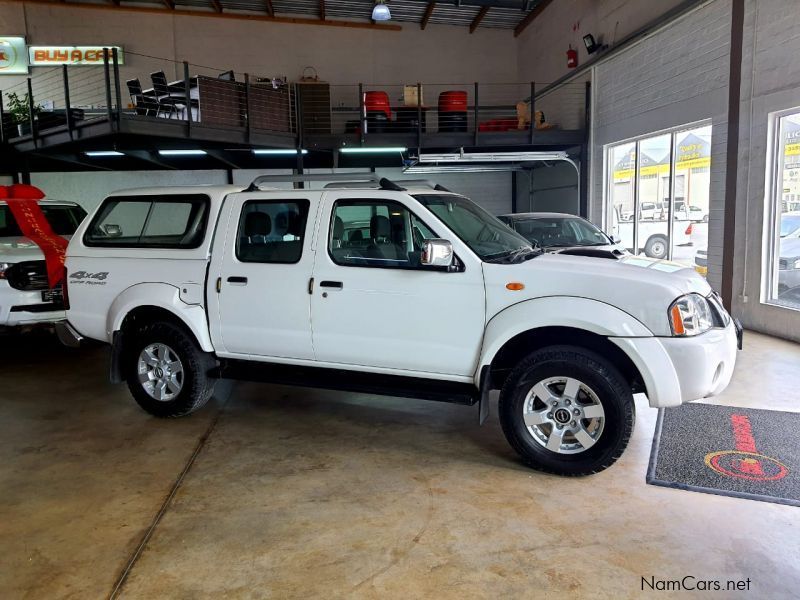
[647,403,800,507]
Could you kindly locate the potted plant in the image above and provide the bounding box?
[5,92,41,136]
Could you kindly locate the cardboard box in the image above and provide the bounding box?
[404,84,425,107]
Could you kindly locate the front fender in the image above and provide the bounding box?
[476,296,653,384]
[107,283,214,352]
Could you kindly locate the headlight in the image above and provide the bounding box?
[0,262,13,279]
[669,293,713,336]
[793,258,800,270]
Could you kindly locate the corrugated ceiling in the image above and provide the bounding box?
[114,0,544,31]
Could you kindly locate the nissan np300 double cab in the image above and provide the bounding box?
[58,175,741,476]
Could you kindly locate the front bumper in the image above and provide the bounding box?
[0,285,65,327]
[610,319,740,408]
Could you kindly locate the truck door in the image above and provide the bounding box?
[208,193,317,359]
[309,190,485,377]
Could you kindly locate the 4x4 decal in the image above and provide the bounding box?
[69,271,109,285]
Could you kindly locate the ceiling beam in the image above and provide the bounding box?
[210,0,222,12]
[514,0,553,38]
[420,2,435,30]
[4,0,404,31]
[469,6,488,33]
[319,0,325,20]
[265,0,273,17]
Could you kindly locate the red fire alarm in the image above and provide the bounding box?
[567,45,578,69]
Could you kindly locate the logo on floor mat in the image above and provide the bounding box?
[704,414,788,481]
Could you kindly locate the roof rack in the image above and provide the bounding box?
[245,173,407,192]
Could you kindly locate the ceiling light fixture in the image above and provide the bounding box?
[372,0,391,21]
[84,151,124,157]
[158,149,207,156]
[252,149,309,155]
[339,146,407,154]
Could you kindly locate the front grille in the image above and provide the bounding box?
[707,293,730,328]
[779,258,788,270]
[5,261,49,291]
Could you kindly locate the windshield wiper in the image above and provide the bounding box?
[490,245,542,263]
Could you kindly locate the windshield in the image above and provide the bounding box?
[414,194,537,262]
[0,204,87,237]
[780,214,800,238]
[511,216,611,248]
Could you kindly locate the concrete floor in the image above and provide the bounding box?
[1,330,799,599]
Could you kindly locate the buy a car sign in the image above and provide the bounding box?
[0,37,29,75]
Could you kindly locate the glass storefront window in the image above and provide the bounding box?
[607,124,711,273]
[765,110,800,310]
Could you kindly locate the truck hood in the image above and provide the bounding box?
[0,235,71,262]
[483,252,713,336]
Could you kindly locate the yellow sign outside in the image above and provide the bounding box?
[613,156,711,180]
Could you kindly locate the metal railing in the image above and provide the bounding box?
[1,50,589,149]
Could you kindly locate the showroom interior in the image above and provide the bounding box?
[1,0,800,597]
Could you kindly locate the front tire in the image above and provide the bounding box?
[125,321,217,417]
[498,345,635,476]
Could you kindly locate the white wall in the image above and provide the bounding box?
[30,170,228,213]
[732,0,800,342]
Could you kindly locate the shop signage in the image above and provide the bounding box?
[28,46,124,66]
[0,36,29,75]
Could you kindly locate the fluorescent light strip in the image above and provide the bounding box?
[252,149,308,155]
[417,151,568,163]
[158,150,207,156]
[339,147,407,154]
[84,151,124,157]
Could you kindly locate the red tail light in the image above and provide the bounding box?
[685,223,693,235]
[62,266,70,310]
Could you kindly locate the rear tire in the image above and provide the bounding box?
[644,234,668,259]
[125,321,216,418]
[498,345,635,476]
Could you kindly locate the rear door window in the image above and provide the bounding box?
[84,194,209,248]
[236,200,310,263]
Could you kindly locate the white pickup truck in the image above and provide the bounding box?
[57,176,741,476]
[0,198,86,328]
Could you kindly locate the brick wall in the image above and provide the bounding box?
[733,0,800,341]
[590,0,732,292]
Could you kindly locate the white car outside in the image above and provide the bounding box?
[58,178,741,476]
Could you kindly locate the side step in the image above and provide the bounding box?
[219,359,479,406]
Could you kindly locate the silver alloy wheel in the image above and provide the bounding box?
[522,376,605,455]
[137,343,184,402]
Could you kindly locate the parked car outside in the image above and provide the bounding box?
[611,204,693,259]
[58,178,741,476]
[497,212,627,256]
[694,248,708,277]
[0,199,86,328]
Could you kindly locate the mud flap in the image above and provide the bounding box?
[478,365,491,425]
[109,330,124,384]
